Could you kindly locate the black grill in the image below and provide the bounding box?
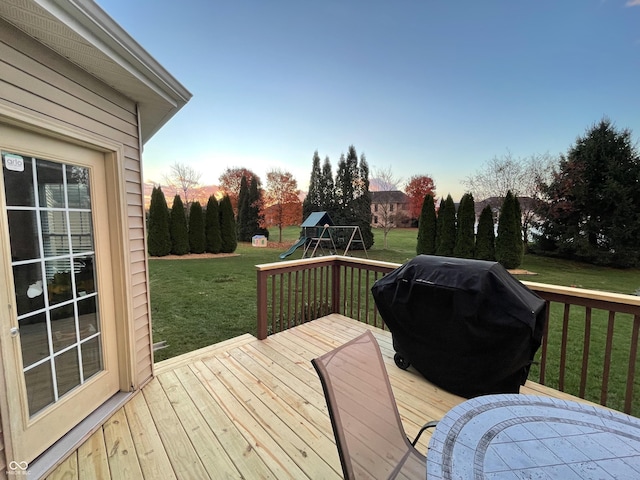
[372,255,546,398]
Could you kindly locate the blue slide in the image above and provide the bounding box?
[279,237,307,259]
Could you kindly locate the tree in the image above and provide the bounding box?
[416,194,437,255]
[188,201,205,254]
[236,175,250,241]
[247,176,264,239]
[147,186,171,256]
[475,205,496,261]
[496,190,522,268]
[169,195,189,255]
[218,167,259,213]
[355,154,374,249]
[334,152,355,225]
[205,195,222,254]
[405,175,436,221]
[163,162,201,205]
[219,195,237,253]
[371,166,404,249]
[454,193,475,258]
[320,156,335,214]
[463,152,555,244]
[435,195,456,257]
[265,169,302,243]
[303,151,322,220]
[537,119,640,267]
[332,146,373,248]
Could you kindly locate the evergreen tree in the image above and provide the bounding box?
[169,195,189,255]
[147,186,171,256]
[333,152,353,225]
[247,176,263,238]
[496,190,522,268]
[435,194,456,257]
[320,156,335,214]
[332,146,373,249]
[237,176,250,241]
[475,205,496,261]
[205,195,222,254]
[188,201,205,254]
[538,119,640,267]
[435,197,445,251]
[303,151,322,220]
[416,194,437,255]
[355,153,374,249]
[219,195,238,253]
[454,193,475,258]
[514,195,524,258]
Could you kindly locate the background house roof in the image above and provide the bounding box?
[0,0,192,144]
[370,191,408,204]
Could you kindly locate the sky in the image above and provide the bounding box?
[96,0,640,201]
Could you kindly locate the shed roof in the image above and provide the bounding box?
[301,211,334,227]
[0,0,191,144]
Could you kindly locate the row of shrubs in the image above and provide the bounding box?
[147,187,237,256]
[417,191,523,269]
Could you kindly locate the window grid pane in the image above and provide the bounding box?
[2,152,103,417]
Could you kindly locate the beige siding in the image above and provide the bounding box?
[0,17,154,459]
[0,408,5,480]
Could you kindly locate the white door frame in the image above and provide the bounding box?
[0,108,136,464]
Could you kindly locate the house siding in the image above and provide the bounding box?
[0,18,154,467]
[0,408,5,480]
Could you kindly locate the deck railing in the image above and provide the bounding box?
[256,256,640,415]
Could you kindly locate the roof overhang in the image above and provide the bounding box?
[0,0,192,144]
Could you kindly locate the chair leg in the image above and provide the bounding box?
[411,420,439,447]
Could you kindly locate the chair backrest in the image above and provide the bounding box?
[312,330,426,479]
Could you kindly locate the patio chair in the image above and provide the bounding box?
[312,330,437,479]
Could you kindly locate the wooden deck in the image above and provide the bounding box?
[45,314,588,479]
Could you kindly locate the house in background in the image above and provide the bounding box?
[0,0,190,476]
[370,190,411,228]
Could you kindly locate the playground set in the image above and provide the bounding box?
[279,212,368,260]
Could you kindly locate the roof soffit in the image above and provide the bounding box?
[0,0,191,143]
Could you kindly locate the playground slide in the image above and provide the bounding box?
[279,237,306,259]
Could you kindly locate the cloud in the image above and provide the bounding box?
[626,0,640,6]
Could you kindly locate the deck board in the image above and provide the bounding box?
[122,393,175,480]
[77,429,110,479]
[46,313,601,479]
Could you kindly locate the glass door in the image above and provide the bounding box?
[6,155,103,415]
[0,124,119,464]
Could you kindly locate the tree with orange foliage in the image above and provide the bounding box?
[265,169,302,243]
[405,175,436,221]
[218,167,259,213]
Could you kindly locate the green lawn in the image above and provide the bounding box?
[149,226,640,414]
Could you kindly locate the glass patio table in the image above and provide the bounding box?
[426,393,640,479]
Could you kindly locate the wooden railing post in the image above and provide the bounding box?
[331,259,341,314]
[257,269,268,340]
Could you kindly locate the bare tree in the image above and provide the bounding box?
[371,166,405,249]
[163,162,202,205]
[463,151,557,244]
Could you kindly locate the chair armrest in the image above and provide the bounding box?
[411,420,439,447]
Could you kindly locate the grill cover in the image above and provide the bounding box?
[372,255,546,398]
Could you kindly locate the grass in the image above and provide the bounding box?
[149,226,640,414]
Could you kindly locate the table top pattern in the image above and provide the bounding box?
[426,394,640,479]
